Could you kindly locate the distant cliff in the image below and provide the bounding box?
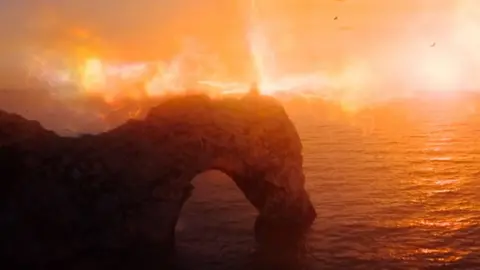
[0,94,316,268]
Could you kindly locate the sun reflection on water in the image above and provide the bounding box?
[382,113,477,263]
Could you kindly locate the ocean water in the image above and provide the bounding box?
[175,98,480,270]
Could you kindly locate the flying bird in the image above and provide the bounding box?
[334,16,338,20]
[430,42,436,47]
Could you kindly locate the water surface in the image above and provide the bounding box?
[176,98,480,269]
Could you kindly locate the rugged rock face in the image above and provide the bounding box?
[0,94,316,268]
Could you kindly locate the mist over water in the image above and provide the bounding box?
[0,88,111,135]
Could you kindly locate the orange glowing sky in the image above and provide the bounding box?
[0,1,456,66]
[1,0,480,105]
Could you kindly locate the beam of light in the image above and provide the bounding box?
[247,0,276,94]
[246,0,338,97]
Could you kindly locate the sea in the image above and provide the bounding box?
[1,90,479,269]
[174,95,480,270]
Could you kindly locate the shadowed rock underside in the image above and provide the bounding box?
[0,94,316,268]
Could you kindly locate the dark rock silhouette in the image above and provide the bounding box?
[0,94,316,268]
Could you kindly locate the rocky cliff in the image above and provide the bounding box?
[0,94,316,268]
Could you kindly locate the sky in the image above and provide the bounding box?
[1,0,479,133]
[0,0,247,59]
[0,0,253,85]
[0,0,453,60]
[0,0,475,92]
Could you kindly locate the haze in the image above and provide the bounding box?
[0,1,471,74]
[0,0,479,127]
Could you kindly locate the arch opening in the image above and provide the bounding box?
[174,170,257,266]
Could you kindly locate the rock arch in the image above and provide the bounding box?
[0,94,316,267]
